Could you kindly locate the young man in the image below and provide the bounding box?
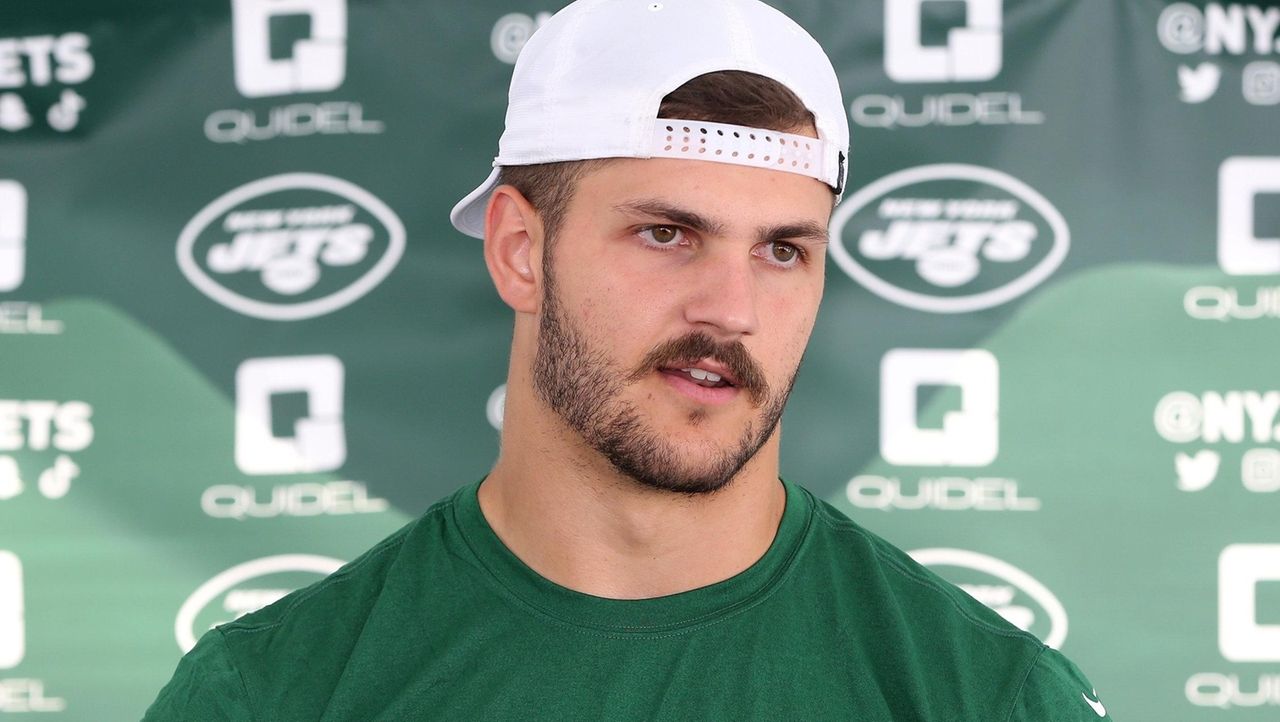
[147,0,1112,719]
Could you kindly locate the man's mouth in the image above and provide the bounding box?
[659,363,738,389]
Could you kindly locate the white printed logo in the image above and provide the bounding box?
[885,0,1002,83]
[1176,450,1221,492]
[0,181,26,292]
[232,0,346,98]
[1220,544,1280,662]
[491,12,552,64]
[909,548,1068,648]
[235,356,345,475]
[1243,60,1280,103]
[0,400,93,500]
[174,554,343,652]
[0,551,22,669]
[1158,3,1280,56]
[829,165,1069,313]
[176,173,404,320]
[1179,62,1222,102]
[1220,157,1280,275]
[487,384,507,431]
[881,349,998,467]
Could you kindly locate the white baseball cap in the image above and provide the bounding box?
[449,0,849,239]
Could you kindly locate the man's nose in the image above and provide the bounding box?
[681,252,759,337]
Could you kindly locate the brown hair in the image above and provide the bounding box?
[496,70,815,242]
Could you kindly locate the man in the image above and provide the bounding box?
[147,0,1112,719]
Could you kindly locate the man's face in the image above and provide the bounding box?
[532,155,832,495]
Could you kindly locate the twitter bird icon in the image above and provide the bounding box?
[1179,62,1221,103]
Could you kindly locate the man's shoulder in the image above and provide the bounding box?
[217,493,459,653]
[803,490,1031,638]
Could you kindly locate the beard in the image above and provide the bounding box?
[531,260,797,496]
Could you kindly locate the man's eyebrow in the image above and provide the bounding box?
[615,199,829,245]
[613,200,726,237]
[759,221,830,246]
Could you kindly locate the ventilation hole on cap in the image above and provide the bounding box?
[805,143,811,150]
[699,128,707,134]
[666,135,673,142]
[683,136,690,143]
[664,145,672,151]
[717,129,724,136]
[733,131,740,138]
[698,148,706,153]
[749,133,756,140]
[765,135,771,142]
[700,138,706,143]
[682,126,690,133]
[778,158,785,165]
[804,162,810,169]
[648,2,663,10]
[715,149,722,155]
[665,125,673,132]
[791,160,798,167]
[748,153,755,159]
[792,140,798,146]
[732,151,739,157]
[763,155,770,161]
[681,146,689,152]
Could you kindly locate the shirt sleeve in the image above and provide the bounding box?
[142,629,255,722]
[1007,646,1114,721]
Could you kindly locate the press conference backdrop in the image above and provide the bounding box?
[1,0,1278,717]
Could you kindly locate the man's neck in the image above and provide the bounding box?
[478,420,787,600]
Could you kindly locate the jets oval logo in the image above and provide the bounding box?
[909,547,1068,649]
[174,554,343,652]
[177,173,405,320]
[829,165,1069,313]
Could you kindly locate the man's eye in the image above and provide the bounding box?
[760,241,803,267]
[639,225,684,246]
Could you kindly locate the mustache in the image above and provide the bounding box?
[627,332,769,406]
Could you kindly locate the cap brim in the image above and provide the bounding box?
[449,167,500,239]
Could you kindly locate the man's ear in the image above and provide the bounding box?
[483,184,542,314]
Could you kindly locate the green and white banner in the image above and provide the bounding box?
[1,1,1277,718]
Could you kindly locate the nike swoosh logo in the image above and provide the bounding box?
[1082,689,1106,717]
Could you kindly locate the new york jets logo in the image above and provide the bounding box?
[829,164,1069,313]
[176,173,404,320]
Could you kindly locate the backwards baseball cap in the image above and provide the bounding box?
[449,0,849,239]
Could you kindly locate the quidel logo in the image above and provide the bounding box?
[175,554,343,652]
[232,0,346,98]
[1187,545,1280,709]
[0,551,22,670]
[880,349,998,467]
[0,181,26,292]
[176,173,404,320]
[884,0,1002,83]
[909,547,1067,649]
[235,355,345,475]
[1219,157,1280,276]
[1220,544,1280,662]
[829,165,1069,313]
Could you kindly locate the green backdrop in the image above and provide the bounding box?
[1,0,1278,718]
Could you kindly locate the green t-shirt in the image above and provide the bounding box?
[145,480,1113,720]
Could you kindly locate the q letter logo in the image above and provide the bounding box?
[885,0,1002,82]
[235,355,345,475]
[881,349,998,467]
[0,551,22,669]
[1220,544,1280,662]
[1219,157,1280,275]
[232,0,346,98]
[0,181,26,293]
